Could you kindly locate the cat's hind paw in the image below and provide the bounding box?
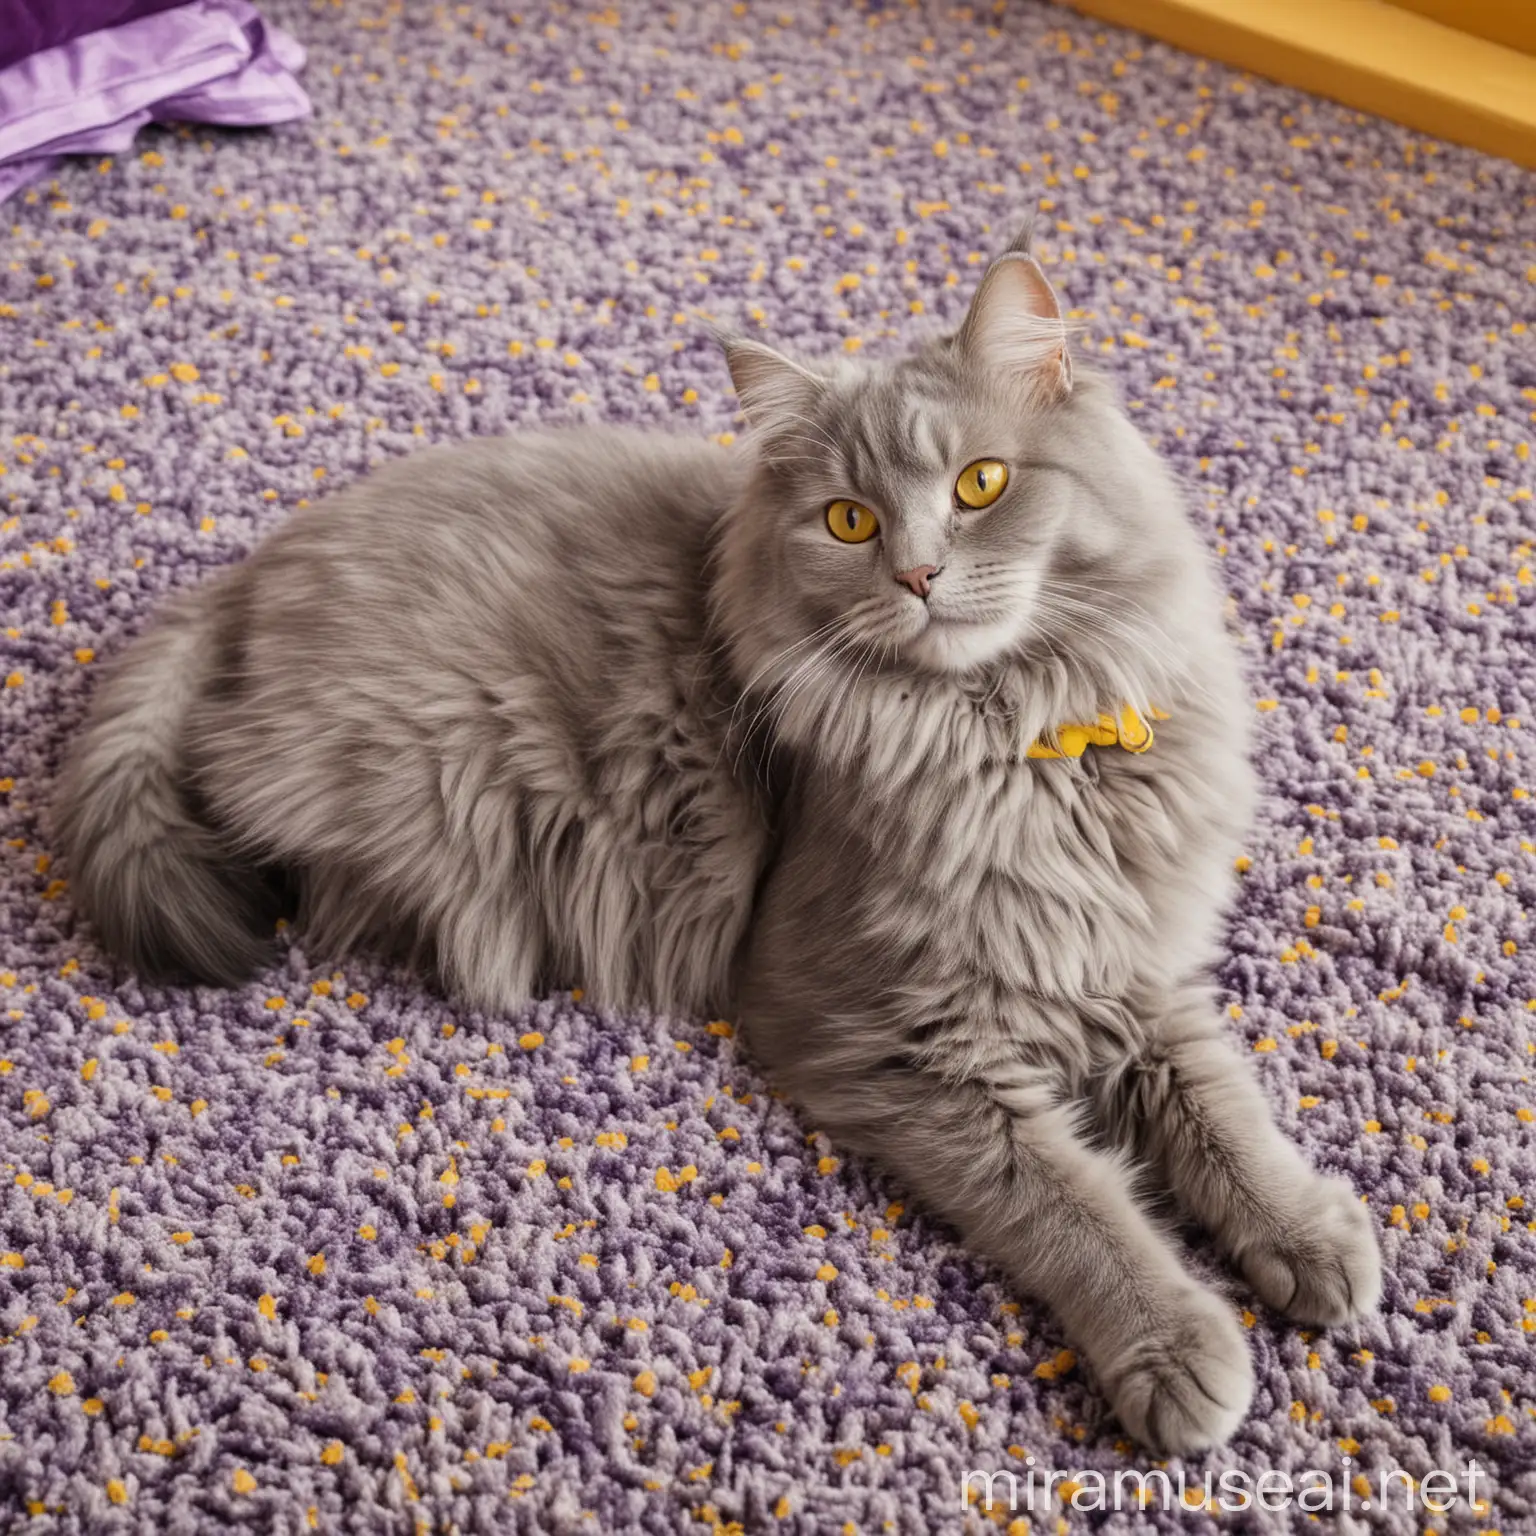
[1239,1176,1383,1326]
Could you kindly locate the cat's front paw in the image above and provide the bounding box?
[1238,1176,1382,1325]
[1098,1284,1254,1456]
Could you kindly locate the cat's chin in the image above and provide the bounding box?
[902,613,1024,675]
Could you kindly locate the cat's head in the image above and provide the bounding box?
[711,237,1219,753]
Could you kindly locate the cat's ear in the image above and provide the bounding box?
[956,251,1073,398]
[1004,213,1038,256]
[717,332,826,432]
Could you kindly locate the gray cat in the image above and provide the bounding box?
[56,235,1381,1454]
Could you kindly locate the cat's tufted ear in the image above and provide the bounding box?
[956,251,1073,399]
[1004,213,1038,256]
[717,332,826,433]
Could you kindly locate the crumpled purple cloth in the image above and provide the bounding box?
[0,0,308,203]
[0,0,190,73]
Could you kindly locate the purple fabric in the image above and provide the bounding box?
[0,0,187,73]
[0,0,307,202]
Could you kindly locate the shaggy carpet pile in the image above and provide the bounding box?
[1,1,1533,1531]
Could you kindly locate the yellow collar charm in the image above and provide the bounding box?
[1026,704,1164,760]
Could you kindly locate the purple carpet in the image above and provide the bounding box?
[2,2,1534,1531]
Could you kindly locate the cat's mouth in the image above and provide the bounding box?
[920,596,1017,632]
[900,605,1027,674]
[925,609,995,628]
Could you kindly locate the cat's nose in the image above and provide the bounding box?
[894,565,940,599]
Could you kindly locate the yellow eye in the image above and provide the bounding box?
[955,459,1009,509]
[826,499,879,544]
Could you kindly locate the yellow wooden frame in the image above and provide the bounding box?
[1057,0,1536,168]
[1388,1,1535,56]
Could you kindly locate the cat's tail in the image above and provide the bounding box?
[54,578,275,986]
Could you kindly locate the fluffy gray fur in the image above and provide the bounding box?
[56,241,1381,1454]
